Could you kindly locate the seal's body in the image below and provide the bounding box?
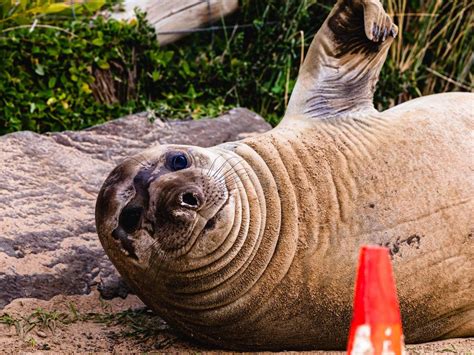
[209,93,472,349]
[96,0,473,350]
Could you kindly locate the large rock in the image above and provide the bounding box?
[0,108,271,309]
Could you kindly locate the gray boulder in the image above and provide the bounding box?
[0,108,271,309]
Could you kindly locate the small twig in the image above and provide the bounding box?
[425,67,473,91]
[219,23,239,61]
[0,24,77,37]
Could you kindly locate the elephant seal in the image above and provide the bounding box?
[96,0,473,350]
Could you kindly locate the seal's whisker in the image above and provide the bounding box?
[213,179,231,192]
[215,174,242,192]
[219,158,248,180]
[147,246,168,283]
[210,159,229,179]
[135,153,153,167]
[210,156,243,179]
[209,156,232,177]
[127,156,148,168]
[206,156,220,178]
[142,239,159,255]
[218,167,249,182]
[224,156,245,170]
[221,165,248,177]
[214,168,242,181]
[209,161,246,187]
[214,170,246,187]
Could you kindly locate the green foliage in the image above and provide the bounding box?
[0,12,159,132]
[0,0,107,26]
[0,1,70,25]
[0,0,472,134]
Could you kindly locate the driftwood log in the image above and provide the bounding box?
[111,0,239,45]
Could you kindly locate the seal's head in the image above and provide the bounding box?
[95,144,240,274]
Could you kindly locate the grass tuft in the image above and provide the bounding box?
[0,305,168,341]
[378,0,473,109]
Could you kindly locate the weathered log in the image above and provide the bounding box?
[111,0,239,45]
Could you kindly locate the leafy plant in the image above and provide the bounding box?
[0,0,107,25]
[0,13,149,132]
[0,3,232,134]
[1,1,69,25]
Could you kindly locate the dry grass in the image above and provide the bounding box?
[383,0,473,106]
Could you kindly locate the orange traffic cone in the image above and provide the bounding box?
[347,245,405,355]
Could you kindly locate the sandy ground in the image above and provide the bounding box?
[0,290,472,354]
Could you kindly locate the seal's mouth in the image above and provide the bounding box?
[155,190,231,258]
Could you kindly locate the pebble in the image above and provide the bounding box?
[36,330,47,338]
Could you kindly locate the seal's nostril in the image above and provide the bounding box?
[182,192,199,207]
[119,206,143,233]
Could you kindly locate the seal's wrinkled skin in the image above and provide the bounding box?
[96,0,473,350]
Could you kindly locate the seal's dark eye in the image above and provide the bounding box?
[170,153,188,171]
[119,206,142,233]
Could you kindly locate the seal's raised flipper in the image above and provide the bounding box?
[283,0,398,120]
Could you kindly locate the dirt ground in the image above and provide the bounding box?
[0,290,472,354]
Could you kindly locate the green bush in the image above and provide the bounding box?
[1,14,154,132]
[0,0,472,134]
